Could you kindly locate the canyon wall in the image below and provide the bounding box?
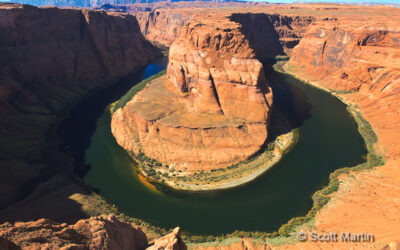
[6,0,236,8]
[289,20,400,159]
[111,14,273,171]
[284,15,400,249]
[135,8,194,47]
[229,13,315,59]
[135,8,315,53]
[0,3,159,208]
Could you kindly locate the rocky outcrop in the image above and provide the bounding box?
[136,8,194,47]
[229,13,315,58]
[285,10,400,250]
[0,215,145,249]
[0,3,159,208]
[147,227,186,250]
[111,14,273,171]
[0,215,188,249]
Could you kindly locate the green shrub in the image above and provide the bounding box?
[111,70,166,113]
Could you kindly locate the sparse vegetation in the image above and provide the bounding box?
[262,60,386,246]
[92,59,386,246]
[130,115,297,191]
[110,70,166,113]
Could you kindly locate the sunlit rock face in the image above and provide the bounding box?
[112,14,273,171]
[289,19,400,161]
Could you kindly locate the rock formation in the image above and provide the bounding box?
[7,0,238,8]
[135,8,195,47]
[284,9,400,250]
[111,14,273,171]
[135,8,314,51]
[147,227,187,250]
[229,13,315,58]
[289,19,400,159]
[0,3,159,208]
[0,215,186,250]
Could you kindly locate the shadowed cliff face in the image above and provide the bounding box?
[0,3,159,208]
[229,13,315,59]
[290,23,400,92]
[110,12,314,171]
[135,9,314,52]
[111,14,274,171]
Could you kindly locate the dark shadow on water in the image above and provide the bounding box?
[264,58,312,142]
[57,57,168,178]
[149,58,313,198]
[229,13,285,60]
[79,57,367,234]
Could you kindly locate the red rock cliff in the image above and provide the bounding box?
[135,8,314,51]
[284,12,400,249]
[289,19,400,160]
[111,14,273,171]
[136,8,194,47]
[0,3,159,208]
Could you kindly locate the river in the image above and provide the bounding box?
[61,57,367,235]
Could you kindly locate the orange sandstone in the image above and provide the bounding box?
[111,14,273,171]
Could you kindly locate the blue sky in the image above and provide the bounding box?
[245,0,399,3]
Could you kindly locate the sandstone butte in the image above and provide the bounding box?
[1,2,400,250]
[111,14,274,171]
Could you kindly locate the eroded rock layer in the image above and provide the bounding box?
[0,3,158,208]
[135,8,315,52]
[112,15,273,170]
[284,14,400,249]
[0,215,186,250]
[289,20,400,159]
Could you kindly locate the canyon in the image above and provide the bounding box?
[135,6,315,52]
[111,14,274,172]
[0,2,400,250]
[0,2,159,213]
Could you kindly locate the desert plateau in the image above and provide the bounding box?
[0,0,399,249]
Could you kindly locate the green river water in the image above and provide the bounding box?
[80,59,367,235]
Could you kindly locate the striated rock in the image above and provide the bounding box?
[289,19,400,160]
[286,8,400,249]
[229,13,315,58]
[8,0,239,8]
[73,215,148,249]
[112,14,273,171]
[135,8,314,51]
[290,21,400,92]
[0,215,190,250]
[136,8,195,47]
[0,3,159,208]
[147,227,187,250]
[0,215,148,249]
